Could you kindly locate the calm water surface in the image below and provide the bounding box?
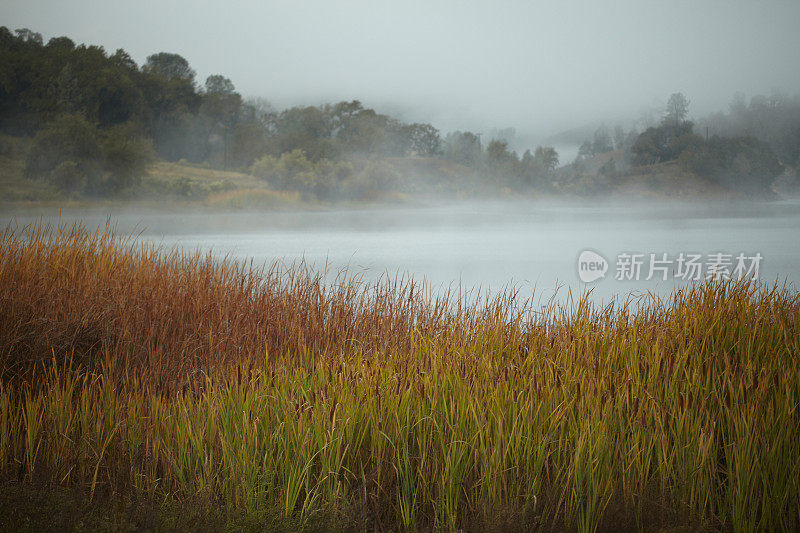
[6,199,800,306]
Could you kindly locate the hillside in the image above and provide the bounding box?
[0,142,489,209]
[553,147,785,200]
[0,139,302,209]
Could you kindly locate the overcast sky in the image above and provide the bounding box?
[3,0,800,139]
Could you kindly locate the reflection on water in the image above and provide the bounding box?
[6,199,800,305]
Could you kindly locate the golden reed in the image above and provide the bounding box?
[0,221,797,531]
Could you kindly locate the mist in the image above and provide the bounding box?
[4,2,800,528]
[6,198,800,307]
[3,0,799,138]
[2,0,800,292]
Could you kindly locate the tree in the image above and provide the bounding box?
[665,92,690,127]
[24,114,102,184]
[520,146,558,188]
[630,95,697,166]
[101,123,155,193]
[624,129,639,149]
[613,125,626,150]
[328,100,364,135]
[230,122,267,168]
[109,49,137,71]
[242,96,275,131]
[251,149,313,190]
[95,69,144,127]
[485,139,519,182]
[204,74,235,95]
[46,36,76,51]
[697,91,800,167]
[344,160,401,200]
[444,131,482,167]
[533,146,559,173]
[201,75,241,167]
[402,123,441,156]
[630,121,696,165]
[55,64,81,113]
[577,141,593,160]
[14,28,42,45]
[335,108,391,155]
[270,105,337,160]
[139,72,202,160]
[680,135,783,193]
[143,52,196,82]
[486,140,513,164]
[24,114,153,195]
[592,125,612,154]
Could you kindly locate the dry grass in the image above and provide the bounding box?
[0,221,798,531]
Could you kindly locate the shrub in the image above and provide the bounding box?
[24,114,103,185]
[343,160,401,199]
[0,133,30,159]
[630,122,695,165]
[680,135,784,193]
[49,160,85,192]
[99,124,155,193]
[24,114,154,195]
[250,149,313,190]
[250,154,279,182]
[250,152,354,199]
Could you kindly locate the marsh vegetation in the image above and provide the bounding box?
[0,223,797,530]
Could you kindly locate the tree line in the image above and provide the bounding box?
[630,93,788,194]
[565,92,795,195]
[0,27,561,198]
[4,27,792,200]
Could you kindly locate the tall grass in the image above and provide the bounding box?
[0,221,798,531]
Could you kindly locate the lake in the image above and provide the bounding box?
[5,198,800,306]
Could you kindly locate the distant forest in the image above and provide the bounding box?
[1,27,798,200]
[564,91,799,196]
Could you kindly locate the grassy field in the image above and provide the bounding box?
[0,133,471,209]
[0,135,305,210]
[0,161,305,211]
[0,222,798,531]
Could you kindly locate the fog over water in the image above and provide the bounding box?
[8,199,800,306]
[5,0,800,304]
[3,0,799,138]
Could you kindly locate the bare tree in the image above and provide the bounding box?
[664,92,690,126]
